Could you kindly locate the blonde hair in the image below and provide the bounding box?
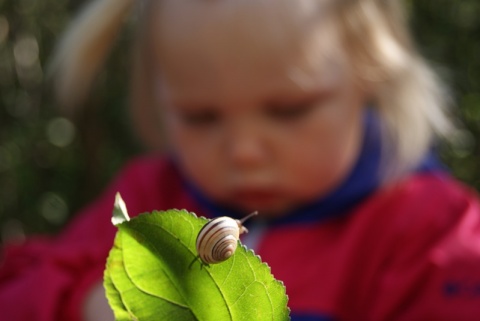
[49,0,135,109]
[335,0,452,178]
[51,0,452,178]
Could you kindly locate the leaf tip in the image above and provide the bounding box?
[112,192,130,226]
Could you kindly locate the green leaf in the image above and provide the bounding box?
[104,208,290,321]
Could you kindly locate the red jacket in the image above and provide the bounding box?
[1,156,480,320]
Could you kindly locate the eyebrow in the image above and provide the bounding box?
[265,88,336,107]
[169,101,217,111]
[165,93,214,110]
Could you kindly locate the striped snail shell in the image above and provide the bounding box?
[196,211,258,264]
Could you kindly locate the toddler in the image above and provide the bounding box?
[1,0,480,320]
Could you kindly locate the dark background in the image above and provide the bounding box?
[0,0,479,242]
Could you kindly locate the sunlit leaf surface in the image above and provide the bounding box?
[104,209,290,321]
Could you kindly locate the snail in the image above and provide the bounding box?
[195,211,258,265]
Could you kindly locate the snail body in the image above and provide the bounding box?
[195,212,257,265]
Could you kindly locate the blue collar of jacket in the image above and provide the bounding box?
[182,110,445,225]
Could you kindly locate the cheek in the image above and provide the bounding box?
[288,141,355,199]
[285,104,364,198]
[168,127,224,195]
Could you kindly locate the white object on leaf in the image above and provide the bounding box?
[112,192,130,225]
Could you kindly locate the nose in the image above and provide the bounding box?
[225,122,268,169]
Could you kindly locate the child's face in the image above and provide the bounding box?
[152,0,369,217]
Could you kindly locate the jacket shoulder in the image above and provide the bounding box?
[108,155,191,213]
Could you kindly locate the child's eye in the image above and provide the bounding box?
[265,90,335,122]
[178,109,220,127]
[266,103,315,121]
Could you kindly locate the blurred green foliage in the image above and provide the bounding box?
[408,0,480,189]
[0,0,479,241]
[0,0,140,241]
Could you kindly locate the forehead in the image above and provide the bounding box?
[150,0,344,102]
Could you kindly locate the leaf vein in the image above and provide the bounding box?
[131,219,233,320]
